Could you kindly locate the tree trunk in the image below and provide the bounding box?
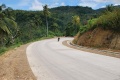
[46,16,48,37]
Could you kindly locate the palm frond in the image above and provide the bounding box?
[0,20,10,34]
[3,17,17,29]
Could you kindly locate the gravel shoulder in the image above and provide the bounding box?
[63,40,120,58]
[0,43,36,80]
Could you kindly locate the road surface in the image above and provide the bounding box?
[26,37,120,80]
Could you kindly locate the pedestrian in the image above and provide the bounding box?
[58,37,60,42]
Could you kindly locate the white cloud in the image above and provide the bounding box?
[29,0,43,10]
[49,2,65,8]
[93,0,109,3]
[91,0,120,4]
[61,2,65,6]
[112,0,120,4]
[78,0,120,9]
[79,0,108,5]
[8,0,120,10]
[20,0,120,10]
[29,0,63,10]
[114,4,120,6]
[49,2,59,8]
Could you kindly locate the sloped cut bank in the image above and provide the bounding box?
[73,27,120,50]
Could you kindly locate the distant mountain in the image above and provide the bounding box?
[49,6,97,26]
[50,6,95,14]
[95,5,120,13]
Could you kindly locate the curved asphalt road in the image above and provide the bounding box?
[26,37,120,80]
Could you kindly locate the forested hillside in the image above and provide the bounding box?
[14,6,97,41]
[73,5,120,50]
[1,5,98,45]
[0,4,120,53]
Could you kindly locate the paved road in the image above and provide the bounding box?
[26,37,120,80]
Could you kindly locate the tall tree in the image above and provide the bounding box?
[0,4,10,46]
[0,4,18,46]
[43,4,50,37]
[72,15,80,34]
[106,4,114,12]
[51,23,59,32]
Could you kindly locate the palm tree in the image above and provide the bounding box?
[106,4,114,12]
[0,4,6,12]
[43,4,50,37]
[0,4,10,46]
[0,4,10,34]
[0,4,18,46]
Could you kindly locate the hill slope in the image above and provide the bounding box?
[73,7,120,50]
[11,6,97,43]
[74,27,120,50]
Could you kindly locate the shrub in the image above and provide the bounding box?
[79,8,120,35]
[87,18,97,30]
[79,25,88,34]
[95,9,120,32]
[0,47,7,55]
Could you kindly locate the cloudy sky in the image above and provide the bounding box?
[0,0,120,10]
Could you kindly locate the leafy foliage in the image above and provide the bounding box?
[79,7,120,34]
[1,4,120,53]
[0,4,18,47]
[95,9,120,32]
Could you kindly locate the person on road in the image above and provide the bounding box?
[58,37,60,42]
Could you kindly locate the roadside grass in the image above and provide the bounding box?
[0,36,54,56]
[0,42,22,56]
[0,47,7,55]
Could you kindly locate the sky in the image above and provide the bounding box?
[0,0,120,10]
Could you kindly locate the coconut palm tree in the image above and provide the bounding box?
[0,4,10,46]
[43,4,50,37]
[0,4,10,34]
[0,4,18,46]
[106,4,114,12]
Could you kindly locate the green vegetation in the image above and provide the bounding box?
[0,4,120,54]
[43,5,50,37]
[95,9,120,32]
[0,4,19,47]
[79,6,120,34]
[0,47,7,55]
[49,6,96,36]
[0,42,21,55]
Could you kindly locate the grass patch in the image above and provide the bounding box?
[0,47,7,55]
[0,42,22,56]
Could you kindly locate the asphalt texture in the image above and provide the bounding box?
[26,37,120,80]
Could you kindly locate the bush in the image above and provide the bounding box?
[79,25,88,34]
[79,18,97,34]
[95,9,120,32]
[79,8,120,34]
[87,18,97,30]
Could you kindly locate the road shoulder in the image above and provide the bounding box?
[0,44,36,80]
[63,40,120,58]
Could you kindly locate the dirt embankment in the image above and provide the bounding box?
[73,27,120,50]
[0,44,36,80]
